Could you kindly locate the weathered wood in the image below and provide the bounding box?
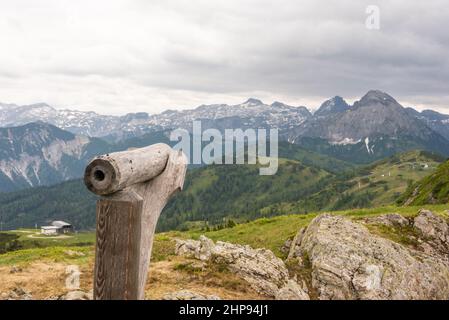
[94,190,143,300]
[130,149,187,298]
[89,144,188,300]
[84,143,171,195]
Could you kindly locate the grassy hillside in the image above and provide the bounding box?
[398,159,449,206]
[277,141,355,173]
[160,158,330,230]
[178,204,449,257]
[258,150,443,215]
[2,204,448,265]
[0,180,98,230]
[0,150,442,232]
[0,157,331,231]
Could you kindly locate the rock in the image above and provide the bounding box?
[212,241,289,297]
[64,250,85,257]
[275,280,309,300]
[294,214,449,300]
[163,290,221,300]
[60,290,92,300]
[175,238,200,258]
[9,265,23,274]
[280,239,292,254]
[198,235,215,261]
[175,236,215,261]
[287,227,306,260]
[175,236,291,297]
[364,213,409,227]
[413,209,449,254]
[5,287,32,300]
[87,289,94,300]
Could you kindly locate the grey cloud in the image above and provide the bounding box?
[0,0,448,113]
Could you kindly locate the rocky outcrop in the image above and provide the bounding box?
[364,213,409,227]
[280,238,293,255]
[163,290,221,300]
[288,213,449,300]
[275,280,310,300]
[175,236,308,299]
[0,287,33,300]
[59,290,93,300]
[175,236,215,261]
[413,209,449,257]
[287,227,306,260]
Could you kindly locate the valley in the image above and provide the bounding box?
[0,149,443,232]
[1,90,449,300]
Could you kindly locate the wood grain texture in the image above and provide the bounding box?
[130,149,188,299]
[94,190,143,300]
[84,143,171,195]
[90,145,188,300]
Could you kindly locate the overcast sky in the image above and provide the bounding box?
[0,0,448,115]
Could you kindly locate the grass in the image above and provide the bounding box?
[2,229,95,248]
[0,246,93,266]
[151,234,176,262]
[398,160,449,206]
[366,223,420,248]
[167,204,449,257]
[0,229,96,266]
[341,150,441,207]
[1,203,448,266]
[172,259,250,293]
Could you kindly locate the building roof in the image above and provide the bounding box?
[51,221,72,228]
[41,226,60,230]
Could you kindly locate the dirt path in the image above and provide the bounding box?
[0,257,267,300]
[26,234,73,239]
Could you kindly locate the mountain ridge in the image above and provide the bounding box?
[2,90,449,189]
[0,122,111,192]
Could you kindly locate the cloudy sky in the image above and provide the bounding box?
[0,0,448,115]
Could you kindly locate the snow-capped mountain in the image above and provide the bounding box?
[405,107,449,141]
[0,102,152,140]
[1,90,449,179]
[0,99,311,140]
[290,90,449,163]
[145,98,311,133]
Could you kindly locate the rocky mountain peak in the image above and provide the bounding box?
[355,90,398,108]
[0,122,97,191]
[26,102,53,108]
[314,96,349,116]
[23,103,56,113]
[120,112,150,122]
[270,101,287,108]
[421,109,449,121]
[243,98,264,106]
[0,102,19,110]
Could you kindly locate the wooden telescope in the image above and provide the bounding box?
[84,143,187,300]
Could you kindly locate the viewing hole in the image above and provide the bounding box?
[94,170,106,182]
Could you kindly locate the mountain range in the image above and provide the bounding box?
[289,91,449,163]
[1,90,449,192]
[0,98,312,141]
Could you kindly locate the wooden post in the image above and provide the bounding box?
[84,143,187,300]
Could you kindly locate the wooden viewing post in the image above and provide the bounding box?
[84,143,187,300]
